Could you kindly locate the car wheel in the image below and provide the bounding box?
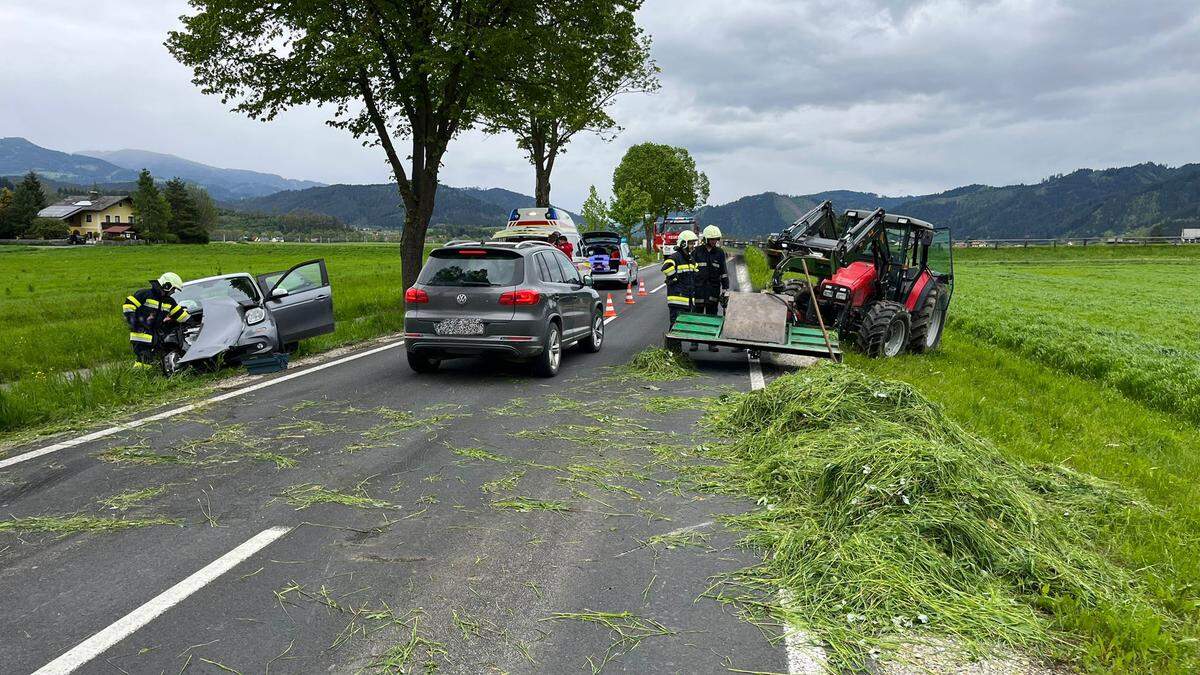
[406,351,439,373]
[533,322,562,377]
[581,310,604,353]
[160,349,184,377]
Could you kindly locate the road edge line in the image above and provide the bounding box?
[33,526,293,675]
[0,341,404,470]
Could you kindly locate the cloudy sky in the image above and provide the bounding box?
[3,0,1199,208]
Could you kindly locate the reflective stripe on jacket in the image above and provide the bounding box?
[693,245,730,302]
[661,251,696,308]
[126,282,186,344]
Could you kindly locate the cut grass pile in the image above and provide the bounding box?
[0,514,179,534]
[614,347,697,381]
[693,364,1178,669]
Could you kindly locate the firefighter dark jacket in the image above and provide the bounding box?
[661,249,698,308]
[123,280,191,345]
[693,244,729,303]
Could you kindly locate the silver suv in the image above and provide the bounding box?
[403,241,604,376]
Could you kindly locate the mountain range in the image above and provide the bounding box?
[4,136,1197,238]
[229,183,579,230]
[0,137,322,201]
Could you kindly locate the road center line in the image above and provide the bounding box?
[34,526,293,675]
[735,258,826,675]
[0,341,405,470]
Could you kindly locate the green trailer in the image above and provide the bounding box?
[665,291,842,361]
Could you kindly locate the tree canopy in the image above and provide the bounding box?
[131,169,172,242]
[1,172,47,238]
[481,1,657,207]
[612,143,709,247]
[167,0,538,288]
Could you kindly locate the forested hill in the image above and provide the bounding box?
[697,163,1200,240]
[228,183,579,230]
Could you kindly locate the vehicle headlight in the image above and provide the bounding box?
[245,307,266,325]
[822,286,834,297]
[835,289,849,301]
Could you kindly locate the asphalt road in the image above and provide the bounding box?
[0,258,795,674]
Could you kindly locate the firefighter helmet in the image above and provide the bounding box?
[158,272,183,292]
[677,230,699,246]
[702,225,722,240]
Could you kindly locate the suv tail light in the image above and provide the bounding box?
[499,289,541,306]
[405,287,429,304]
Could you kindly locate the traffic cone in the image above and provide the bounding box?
[624,283,636,304]
[604,293,617,318]
[637,278,648,296]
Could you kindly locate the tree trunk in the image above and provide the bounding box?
[534,163,551,208]
[400,171,439,290]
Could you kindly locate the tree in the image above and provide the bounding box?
[167,0,536,289]
[164,177,211,244]
[4,171,47,237]
[608,184,651,245]
[612,143,709,249]
[482,1,657,207]
[579,185,610,232]
[187,184,218,236]
[131,169,172,242]
[0,187,12,236]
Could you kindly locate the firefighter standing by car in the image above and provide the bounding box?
[123,272,191,368]
[692,225,729,352]
[661,229,699,348]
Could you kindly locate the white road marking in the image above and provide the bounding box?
[34,526,293,675]
[735,258,827,675]
[0,341,405,470]
[649,282,665,294]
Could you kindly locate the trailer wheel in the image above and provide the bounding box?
[857,301,910,358]
[909,283,946,353]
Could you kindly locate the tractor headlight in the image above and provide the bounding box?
[835,289,849,301]
[245,307,266,325]
[822,286,834,298]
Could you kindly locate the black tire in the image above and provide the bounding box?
[160,349,184,377]
[282,342,300,354]
[581,310,604,353]
[406,351,439,373]
[533,322,562,377]
[909,283,947,353]
[857,301,911,358]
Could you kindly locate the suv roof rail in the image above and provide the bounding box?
[515,240,554,249]
[443,239,490,247]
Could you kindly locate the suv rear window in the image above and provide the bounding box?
[420,249,522,287]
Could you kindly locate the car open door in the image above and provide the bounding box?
[257,259,335,345]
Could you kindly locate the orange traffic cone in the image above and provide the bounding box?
[637,278,648,296]
[624,283,636,304]
[604,293,618,318]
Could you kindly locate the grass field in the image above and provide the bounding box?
[0,243,407,438]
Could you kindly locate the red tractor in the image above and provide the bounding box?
[666,202,952,360]
[770,202,954,357]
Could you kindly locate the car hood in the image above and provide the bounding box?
[179,298,246,364]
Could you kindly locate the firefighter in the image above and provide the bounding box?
[123,272,191,367]
[692,225,729,352]
[662,229,699,349]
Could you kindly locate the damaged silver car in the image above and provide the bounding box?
[165,259,335,374]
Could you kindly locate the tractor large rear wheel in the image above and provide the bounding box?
[909,283,947,353]
[857,301,911,358]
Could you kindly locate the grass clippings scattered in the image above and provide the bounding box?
[0,514,179,534]
[239,450,299,469]
[99,485,168,511]
[645,529,710,551]
[276,483,393,510]
[692,364,1178,670]
[613,347,698,381]
[97,442,194,466]
[490,497,572,514]
[371,610,447,673]
[481,470,526,494]
[644,395,713,415]
[452,446,512,464]
[543,610,676,673]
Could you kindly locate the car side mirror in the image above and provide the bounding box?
[581,275,593,287]
[270,287,290,300]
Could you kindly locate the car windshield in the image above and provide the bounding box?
[176,276,260,309]
[419,250,522,287]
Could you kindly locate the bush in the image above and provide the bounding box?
[27,217,67,240]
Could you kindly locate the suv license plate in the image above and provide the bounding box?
[435,318,484,336]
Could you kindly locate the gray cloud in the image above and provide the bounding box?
[2,0,1198,207]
